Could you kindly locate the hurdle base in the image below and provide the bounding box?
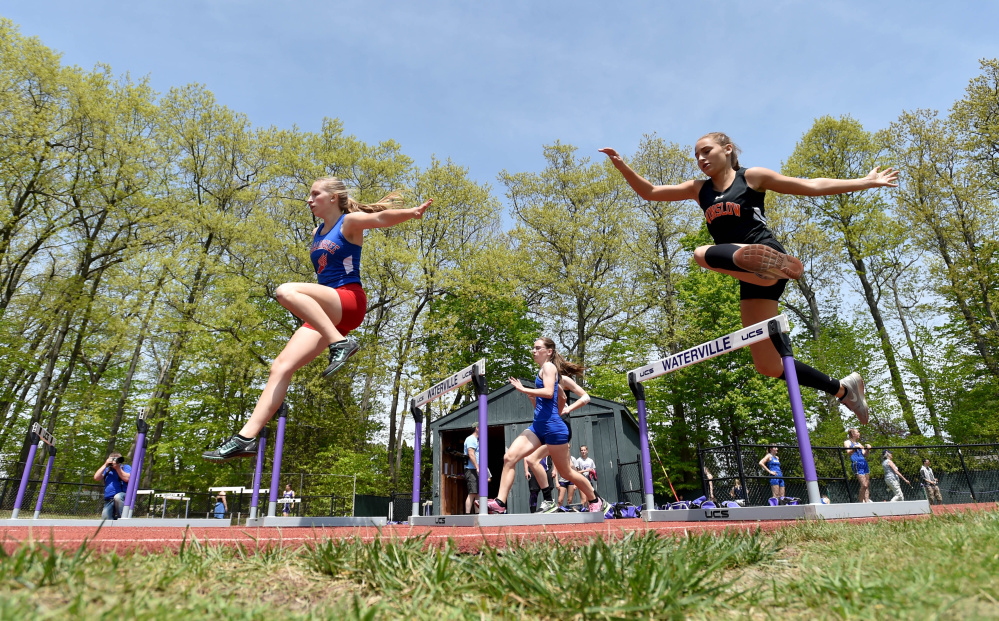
[112,517,230,527]
[0,519,108,527]
[410,512,605,527]
[244,516,387,527]
[0,517,230,527]
[642,499,931,522]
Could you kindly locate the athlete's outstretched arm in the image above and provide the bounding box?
[343,199,432,235]
[599,148,700,202]
[746,166,898,197]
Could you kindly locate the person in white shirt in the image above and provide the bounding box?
[882,451,910,502]
[570,445,597,504]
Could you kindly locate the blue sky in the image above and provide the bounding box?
[6,1,998,194]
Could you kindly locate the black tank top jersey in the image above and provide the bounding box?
[696,168,777,245]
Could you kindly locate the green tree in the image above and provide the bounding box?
[502,142,637,373]
[782,116,921,435]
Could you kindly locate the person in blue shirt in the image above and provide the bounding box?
[282,484,296,517]
[484,337,609,515]
[214,491,228,519]
[203,179,432,463]
[93,452,131,520]
[463,425,481,514]
[759,445,785,500]
[845,428,872,503]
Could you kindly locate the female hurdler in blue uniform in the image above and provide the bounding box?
[845,428,873,502]
[482,338,609,514]
[601,134,898,425]
[759,445,785,499]
[203,178,431,462]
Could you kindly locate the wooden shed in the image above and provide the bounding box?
[427,381,643,515]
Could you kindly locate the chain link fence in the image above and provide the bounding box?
[0,460,368,521]
[617,454,644,507]
[698,441,999,506]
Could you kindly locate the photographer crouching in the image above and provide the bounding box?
[94,452,131,520]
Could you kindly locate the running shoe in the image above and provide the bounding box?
[838,372,869,425]
[733,244,804,280]
[202,434,258,462]
[586,496,611,515]
[486,498,506,514]
[322,337,360,378]
[537,499,559,514]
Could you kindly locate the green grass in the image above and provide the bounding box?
[1,509,998,619]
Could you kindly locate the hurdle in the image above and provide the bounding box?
[628,315,929,522]
[112,410,223,527]
[245,402,385,527]
[408,359,604,526]
[120,410,148,520]
[0,423,56,521]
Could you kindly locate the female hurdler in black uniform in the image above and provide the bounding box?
[600,133,899,424]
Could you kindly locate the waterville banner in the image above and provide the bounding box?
[413,359,486,407]
[629,315,790,383]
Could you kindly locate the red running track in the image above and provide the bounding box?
[1,503,990,556]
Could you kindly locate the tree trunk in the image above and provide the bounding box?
[107,278,163,454]
[890,281,942,439]
[847,252,921,435]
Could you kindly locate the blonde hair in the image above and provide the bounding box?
[316,177,404,214]
[537,337,586,377]
[698,132,742,170]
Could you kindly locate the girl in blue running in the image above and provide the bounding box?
[483,338,608,515]
[759,445,785,499]
[845,428,872,502]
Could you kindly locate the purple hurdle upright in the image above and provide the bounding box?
[766,318,821,505]
[248,426,268,520]
[32,444,57,519]
[266,403,289,518]
[121,412,149,519]
[10,425,42,519]
[409,402,424,519]
[472,365,488,516]
[627,374,656,512]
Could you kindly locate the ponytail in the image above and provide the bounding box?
[316,177,405,214]
[537,337,586,377]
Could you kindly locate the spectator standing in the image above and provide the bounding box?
[759,446,785,499]
[566,446,596,506]
[845,429,872,503]
[214,491,228,519]
[703,466,715,502]
[282,484,296,517]
[464,424,481,514]
[920,458,943,505]
[576,445,597,496]
[94,452,131,520]
[882,451,909,502]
